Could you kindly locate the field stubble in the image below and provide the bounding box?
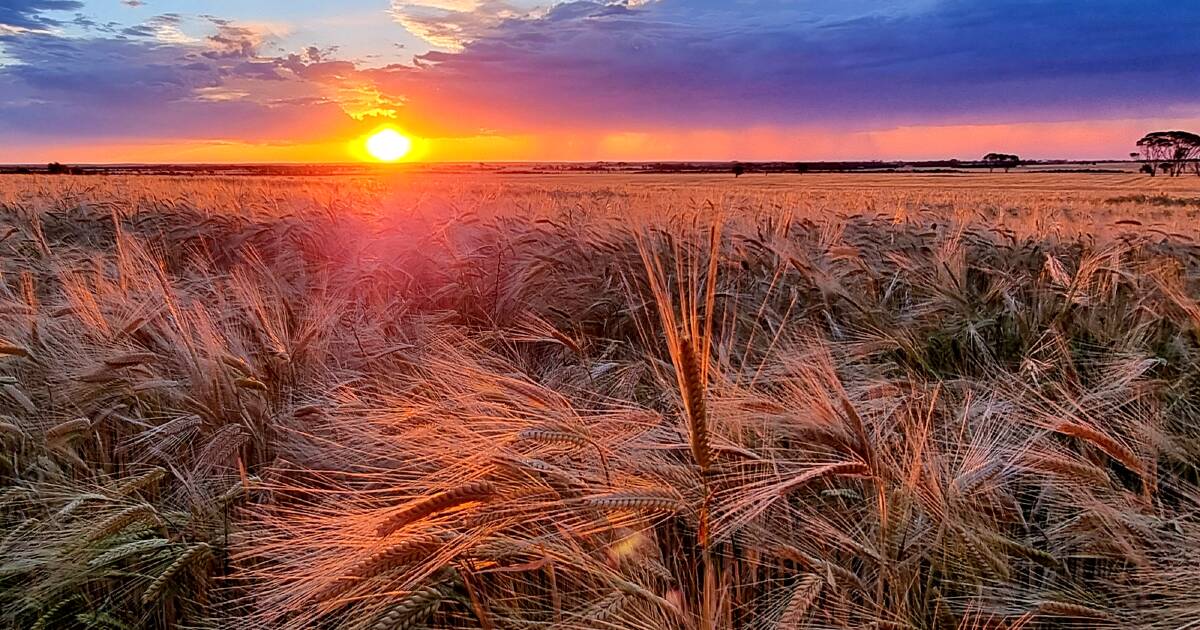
[1,173,1200,628]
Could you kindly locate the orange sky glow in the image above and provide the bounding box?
[9,116,1199,164]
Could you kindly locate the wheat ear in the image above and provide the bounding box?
[584,490,685,513]
[0,341,31,358]
[1033,600,1113,621]
[776,461,872,497]
[371,583,445,630]
[46,418,90,444]
[777,574,823,628]
[377,480,496,537]
[1053,421,1142,475]
[352,534,448,578]
[678,337,711,475]
[113,467,166,496]
[86,505,160,543]
[141,543,212,604]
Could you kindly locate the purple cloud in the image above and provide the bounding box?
[0,20,357,143]
[0,0,83,30]
[0,0,1197,154]
[369,0,1200,136]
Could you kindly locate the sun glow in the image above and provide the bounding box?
[365,128,413,162]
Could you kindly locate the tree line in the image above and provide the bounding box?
[1133,131,1200,176]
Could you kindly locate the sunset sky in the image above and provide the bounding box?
[1,1,1198,163]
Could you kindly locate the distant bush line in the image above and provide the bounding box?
[1107,194,1200,207]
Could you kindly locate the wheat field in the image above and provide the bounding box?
[2,172,1200,629]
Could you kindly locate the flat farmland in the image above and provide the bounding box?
[2,172,1200,629]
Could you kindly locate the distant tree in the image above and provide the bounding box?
[794,163,808,174]
[1136,131,1200,176]
[732,162,745,178]
[982,153,1021,172]
[47,162,70,174]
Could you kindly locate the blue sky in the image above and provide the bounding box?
[63,1,432,64]
[2,0,1199,162]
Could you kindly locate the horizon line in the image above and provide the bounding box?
[0,158,1144,168]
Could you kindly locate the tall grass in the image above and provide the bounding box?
[1,174,1200,628]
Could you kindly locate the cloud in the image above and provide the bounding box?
[367,0,1200,137]
[2,0,1199,160]
[389,0,548,50]
[0,16,369,145]
[0,0,83,31]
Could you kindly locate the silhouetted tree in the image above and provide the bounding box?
[732,162,744,177]
[1136,131,1200,176]
[46,162,70,174]
[794,163,808,174]
[982,153,1021,172]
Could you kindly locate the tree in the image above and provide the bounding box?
[732,162,744,178]
[1135,131,1200,177]
[982,153,1020,172]
[45,162,83,175]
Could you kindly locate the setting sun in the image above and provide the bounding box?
[365,128,412,162]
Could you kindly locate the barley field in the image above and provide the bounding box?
[3,172,1200,629]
